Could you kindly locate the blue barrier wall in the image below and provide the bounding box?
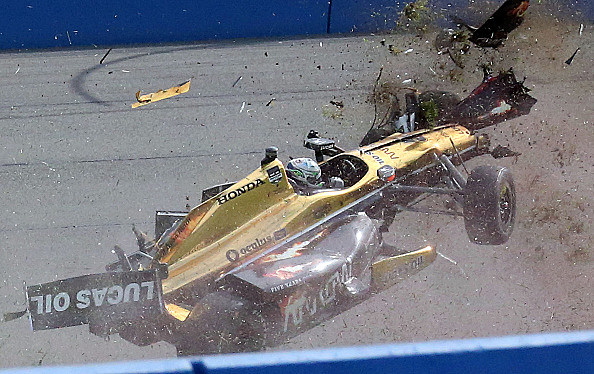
[2,1,593,50]
[2,330,594,374]
[329,0,403,33]
[1,1,330,50]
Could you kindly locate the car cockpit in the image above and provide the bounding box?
[288,131,368,195]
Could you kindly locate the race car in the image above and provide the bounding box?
[15,69,536,356]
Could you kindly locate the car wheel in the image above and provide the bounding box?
[463,166,516,245]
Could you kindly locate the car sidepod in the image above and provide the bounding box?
[223,213,379,342]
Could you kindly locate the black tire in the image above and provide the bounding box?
[463,166,516,245]
[174,292,265,356]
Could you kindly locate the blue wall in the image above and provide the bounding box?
[329,0,404,33]
[2,1,592,50]
[2,330,594,374]
[1,1,330,49]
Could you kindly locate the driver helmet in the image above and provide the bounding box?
[286,158,323,188]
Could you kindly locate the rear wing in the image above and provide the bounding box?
[25,266,167,331]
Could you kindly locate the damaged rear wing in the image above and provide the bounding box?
[24,266,167,331]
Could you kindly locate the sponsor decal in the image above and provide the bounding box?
[225,228,287,262]
[280,291,315,332]
[270,278,303,293]
[167,219,191,245]
[280,259,352,332]
[266,166,283,184]
[390,255,425,277]
[364,151,385,165]
[29,282,155,315]
[380,147,399,160]
[259,243,304,264]
[217,179,265,205]
[26,270,163,331]
[273,228,287,241]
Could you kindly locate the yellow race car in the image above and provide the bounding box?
[19,69,536,356]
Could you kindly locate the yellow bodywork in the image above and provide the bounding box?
[132,80,191,108]
[158,125,477,295]
[165,303,191,321]
[372,245,437,290]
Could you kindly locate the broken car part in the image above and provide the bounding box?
[132,80,191,108]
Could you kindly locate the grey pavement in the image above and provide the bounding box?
[0,35,384,367]
[2,21,591,368]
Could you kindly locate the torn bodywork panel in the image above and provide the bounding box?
[132,80,191,108]
[440,69,536,130]
[362,69,536,146]
[470,0,530,48]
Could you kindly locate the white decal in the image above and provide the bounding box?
[53,292,70,312]
[76,290,91,309]
[29,280,158,315]
[141,281,155,300]
[124,283,140,302]
[391,255,424,277]
[282,259,352,331]
[30,295,44,315]
[92,287,108,307]
[107,285,124,305]
[283,293,317,332]
[45,293,52,313]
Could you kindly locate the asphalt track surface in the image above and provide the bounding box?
[1,22,592,367]
[0,35,387,367]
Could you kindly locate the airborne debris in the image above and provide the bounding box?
[565,48,580,65]
[266,98,276,106]
[469,0,530,48]
[419,99,439,127]
[329,100,344,109]
[400,0,434,32]
[388,45,403,55]
[232,76,243,87]
[361,68,536,146]
[438,0,529,67]
[491,145,522,159]
[441,68,537,130]
[322,100,344,119]
[99,48,112,64]
[132,80,191,108]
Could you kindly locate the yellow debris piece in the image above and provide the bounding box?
[132,79,191,108]
[165,303,191,321]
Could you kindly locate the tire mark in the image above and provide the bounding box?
[0,150,260,169]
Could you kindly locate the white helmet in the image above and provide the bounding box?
[286,158,323,188]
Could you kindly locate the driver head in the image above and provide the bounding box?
[286,158,323,188]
